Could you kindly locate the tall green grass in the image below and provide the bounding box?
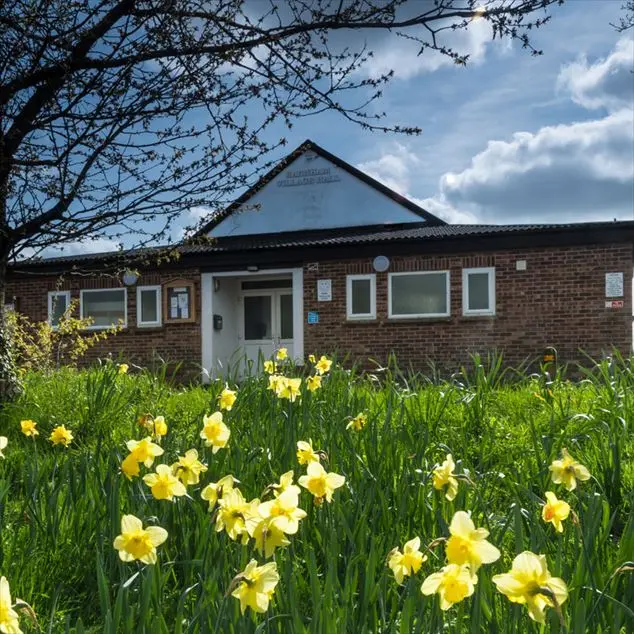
[0,356,632,633]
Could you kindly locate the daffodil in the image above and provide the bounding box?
[308,354,316,364]
[0,576,22,634]
[113,514,168,565]
[264,360,277,374]
[421,564,476,610]
[218,386,237,411]
[445,511,500,572]
[49,425,73,447]
[541,492,570,533]
[306,374,322,392]
[267,374,285,394]
[138,413,154,431]
[172,449,207,486]
[315,355,332,375]
[276,347,288,361]
[201,475,236,510]
[432,454,459,501]
[126,437,164,468]
[271,471,300,498]
[253,517,291,558]
[278,377,301,402]
[388,537,427,584]
[231,559,280,614]
[298,462,345,504]
[20,420,38,438]
[216,488,260,543]
[121,453,141,480]
[258,488,307,534]
[0,437,7,459]
[492,551,568,623]
[549,448,591,491]
[346,413,367,432]
[143,464,187,501]
[118,363,129,375]
[152,416,168,439]
[296,440,320,465]
[200,412,230,453]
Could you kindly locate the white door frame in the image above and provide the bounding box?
[201,267,304,382]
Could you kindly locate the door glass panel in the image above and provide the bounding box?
[280,294,293,339]
[242,279,292,290]
[244,295,272,340]
[351,279,371,315]
[468,273,490,311]
[140,289,158,323]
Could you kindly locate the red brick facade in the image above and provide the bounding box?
[302,243,634,370]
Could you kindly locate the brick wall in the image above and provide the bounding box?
[6,268,203,379]
[302,243,634,371]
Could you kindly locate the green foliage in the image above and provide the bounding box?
[0,358,632,633]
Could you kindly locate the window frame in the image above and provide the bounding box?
[346,274,376,320]
[462,267,496,316]
[79,288,127,330]
[136,285,162,327]
[47,290,71,328]
[388,271,451,319]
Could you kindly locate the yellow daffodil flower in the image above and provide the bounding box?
[216,488,260,543]
[549,448,591,491]
[49,425,73,447]
[200,412,230,453]
[388,537,427,584]
[445,511,500,572]
[296,440,320,465]
[0,437,7,459]
[278,377,301,402]
[267,374,285,394]
[172,449,207,486]
[264,360,277,375]
[113,514,168,565]
[492,551,568,623]
[143,464,187,501]
[253,517,291,558]
[272,471,299,498]
[201,475,236,510]
[20,420,38,438]
[126,437,164,468]
[258,488,307,535]
[218,386,237,411]
[306,374,322,392]
[298,462,345,504]
[275,347,288,361]
[346,413,367,432]
[0,576,22,634]
[432,454,459,501]
[315,355,332,375]
[421,563,476,610]
[308,354,316,364]
[541,491,570,533]
[121,453,141,480]
[118,363,129,375]
[152,416,168,439]
[231,559,280,614]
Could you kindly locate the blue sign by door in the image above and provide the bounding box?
[307,311,319,324]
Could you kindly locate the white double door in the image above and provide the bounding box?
[239,289,294,368]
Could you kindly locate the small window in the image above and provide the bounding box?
[136,286,162,327]
[346,274,376,319]
[388,271,450,318]
[48,291,71,327]
[463,267,495,316]
[80,289,127,329]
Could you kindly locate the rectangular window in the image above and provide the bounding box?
[388,271,450,318]
[346,274,376,319]
[463,267,495,316]
[80,289,127,329]
[136,286,162,327]
[48,291,71,327]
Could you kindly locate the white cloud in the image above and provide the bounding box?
[44,237,123,257]
[557,37,634,111]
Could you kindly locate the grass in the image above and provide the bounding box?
[0,354,632,633]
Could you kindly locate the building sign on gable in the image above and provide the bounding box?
[277,167,341,188]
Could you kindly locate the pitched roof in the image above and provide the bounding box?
[194,139,446,236]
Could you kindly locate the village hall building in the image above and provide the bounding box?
[7,140,634,380]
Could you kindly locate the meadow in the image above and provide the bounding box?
[0,353,632,633]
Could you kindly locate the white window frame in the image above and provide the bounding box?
[80,288,127,330]
[136,285,162,327]
[388,271,451,319]
[462,267,496,316]
[346,274,376,320]
[47,291,71,328]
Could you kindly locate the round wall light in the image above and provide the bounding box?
[372,255,390,273]
[122,270,140,286]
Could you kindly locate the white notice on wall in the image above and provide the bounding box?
[317,279,332,301]
[605,272,624,298]
[170,297,179,319]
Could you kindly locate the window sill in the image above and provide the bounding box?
[461,314,496,320]
[386,316,452,324]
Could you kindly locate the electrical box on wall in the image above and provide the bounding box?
[213,314,223,330]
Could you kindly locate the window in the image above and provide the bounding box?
[462,267,495,316]
[346,274,376,319]
[80,289,127,329]
[136,286,162,327]
[388,271,450,318]
[48,291,71,327]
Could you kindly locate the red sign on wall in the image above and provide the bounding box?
[605,300,624,309]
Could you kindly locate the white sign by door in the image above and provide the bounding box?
[605,272,624,298]
[317,279,332,301]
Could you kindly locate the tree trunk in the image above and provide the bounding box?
[0,258,22,405]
